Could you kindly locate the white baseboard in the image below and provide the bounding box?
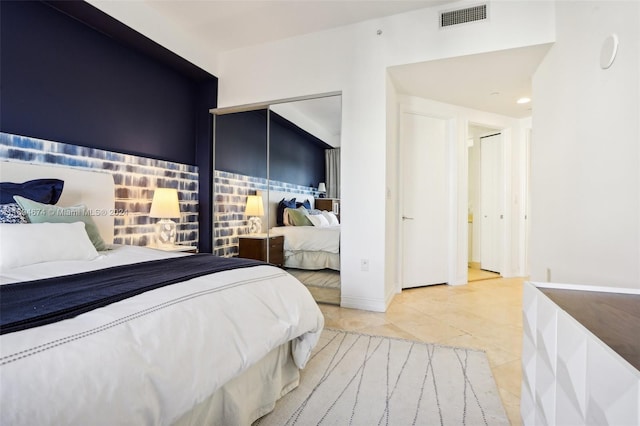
[340,295,388,312]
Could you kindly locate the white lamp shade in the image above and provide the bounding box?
[149,188,181,218]
[245,195,264,217]
[318,182,326,193]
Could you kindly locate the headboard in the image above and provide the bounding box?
[0,161,116,244]
[259,189,315,229]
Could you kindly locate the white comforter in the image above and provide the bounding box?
[0,245,324,425]
[269,225,340,253]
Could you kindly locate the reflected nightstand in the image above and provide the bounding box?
[238,234,284,267]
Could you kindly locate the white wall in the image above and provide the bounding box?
[531,1,640,291]
[215,2,554,311]
[385,75,400,304]
[91,0,555,310]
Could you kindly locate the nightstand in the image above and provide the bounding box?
[238,234,284,267]
[147,244,198,254]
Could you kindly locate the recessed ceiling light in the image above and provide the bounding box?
[517,97,531,104]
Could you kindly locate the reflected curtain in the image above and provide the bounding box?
[325,148,340,199]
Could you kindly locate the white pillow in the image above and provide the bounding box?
[308,214,330,227]
[321,210,340,226]
[0,222,99,270]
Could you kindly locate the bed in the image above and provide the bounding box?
[0,162,324,425]
[263,190,340,271]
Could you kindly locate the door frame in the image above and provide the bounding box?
[394,96,530,293]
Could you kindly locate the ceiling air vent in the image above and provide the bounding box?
[440,4,487,28]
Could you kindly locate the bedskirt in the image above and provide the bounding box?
[175,343,299,426]
[284,250,340,271]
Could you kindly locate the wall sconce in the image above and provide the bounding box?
[318,182,326,198]
[245,194,264,234]
[149,188,180,247]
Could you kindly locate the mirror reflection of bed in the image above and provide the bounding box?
[267,190,341,305]
[212,93,341,306]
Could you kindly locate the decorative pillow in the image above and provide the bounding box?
[0,222,99,270]
[283,207,292,226]
[14,196,108,251]
[0,179,64,205]
[277,198,297,226]
[296,199,312,210]
[307,208,323,215]
[308,214,330,227]
[322,210,340,226]
[0,203,28,224]
[287,207,313,226]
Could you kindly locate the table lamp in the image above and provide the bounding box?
[245,195,264,234]
[149,188,180,247]
[318,182,326,198]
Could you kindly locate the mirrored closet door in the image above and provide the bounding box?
[211,93,342,305]
[211,108,269,259]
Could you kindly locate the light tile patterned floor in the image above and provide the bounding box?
[319,276,524,426]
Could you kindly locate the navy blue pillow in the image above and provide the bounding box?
[0,179,64,205]
[296,199,312,210]
[277,198,297,226]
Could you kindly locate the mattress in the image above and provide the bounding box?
[269,225,340,254]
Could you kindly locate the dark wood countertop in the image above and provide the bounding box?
[539,287,640,372]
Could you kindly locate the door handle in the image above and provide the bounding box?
[402,216,414,220]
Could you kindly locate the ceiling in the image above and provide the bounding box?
[144,1,453,54]
[133,1,551,131]
[270,96,343,147]
[388,44,553,118]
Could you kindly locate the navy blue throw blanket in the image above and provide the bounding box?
[0,254,264,335]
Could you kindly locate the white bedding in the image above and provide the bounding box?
[269,225,340,253]
[0,245,324,425]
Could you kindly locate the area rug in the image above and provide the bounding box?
[256,328,509,425]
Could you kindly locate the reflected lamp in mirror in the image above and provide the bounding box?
[245,195,264,234]
[149,188,180,247]
[318,182,326,198]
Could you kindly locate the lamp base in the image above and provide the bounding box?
[248,216,262,234]
[155,218,177,247]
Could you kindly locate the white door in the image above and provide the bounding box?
[480,133,503,273]
[401,112,448,288]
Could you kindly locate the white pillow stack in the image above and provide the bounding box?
[308,214,330,227]
[0,222,99,270]
[321,211,339,226]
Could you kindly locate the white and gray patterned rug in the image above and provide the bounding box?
[256,328,509,425]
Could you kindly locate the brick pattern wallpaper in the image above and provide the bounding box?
[0,132,199,247]
[214,170,319,257]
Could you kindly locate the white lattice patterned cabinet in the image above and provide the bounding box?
[521,282,640,425]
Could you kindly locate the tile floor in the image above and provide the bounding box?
[318,275,524,426]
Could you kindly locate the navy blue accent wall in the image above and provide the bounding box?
[215,110,327,187]
[215,110,268,179]
[0,1,218,252]
[270,112,327,187]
